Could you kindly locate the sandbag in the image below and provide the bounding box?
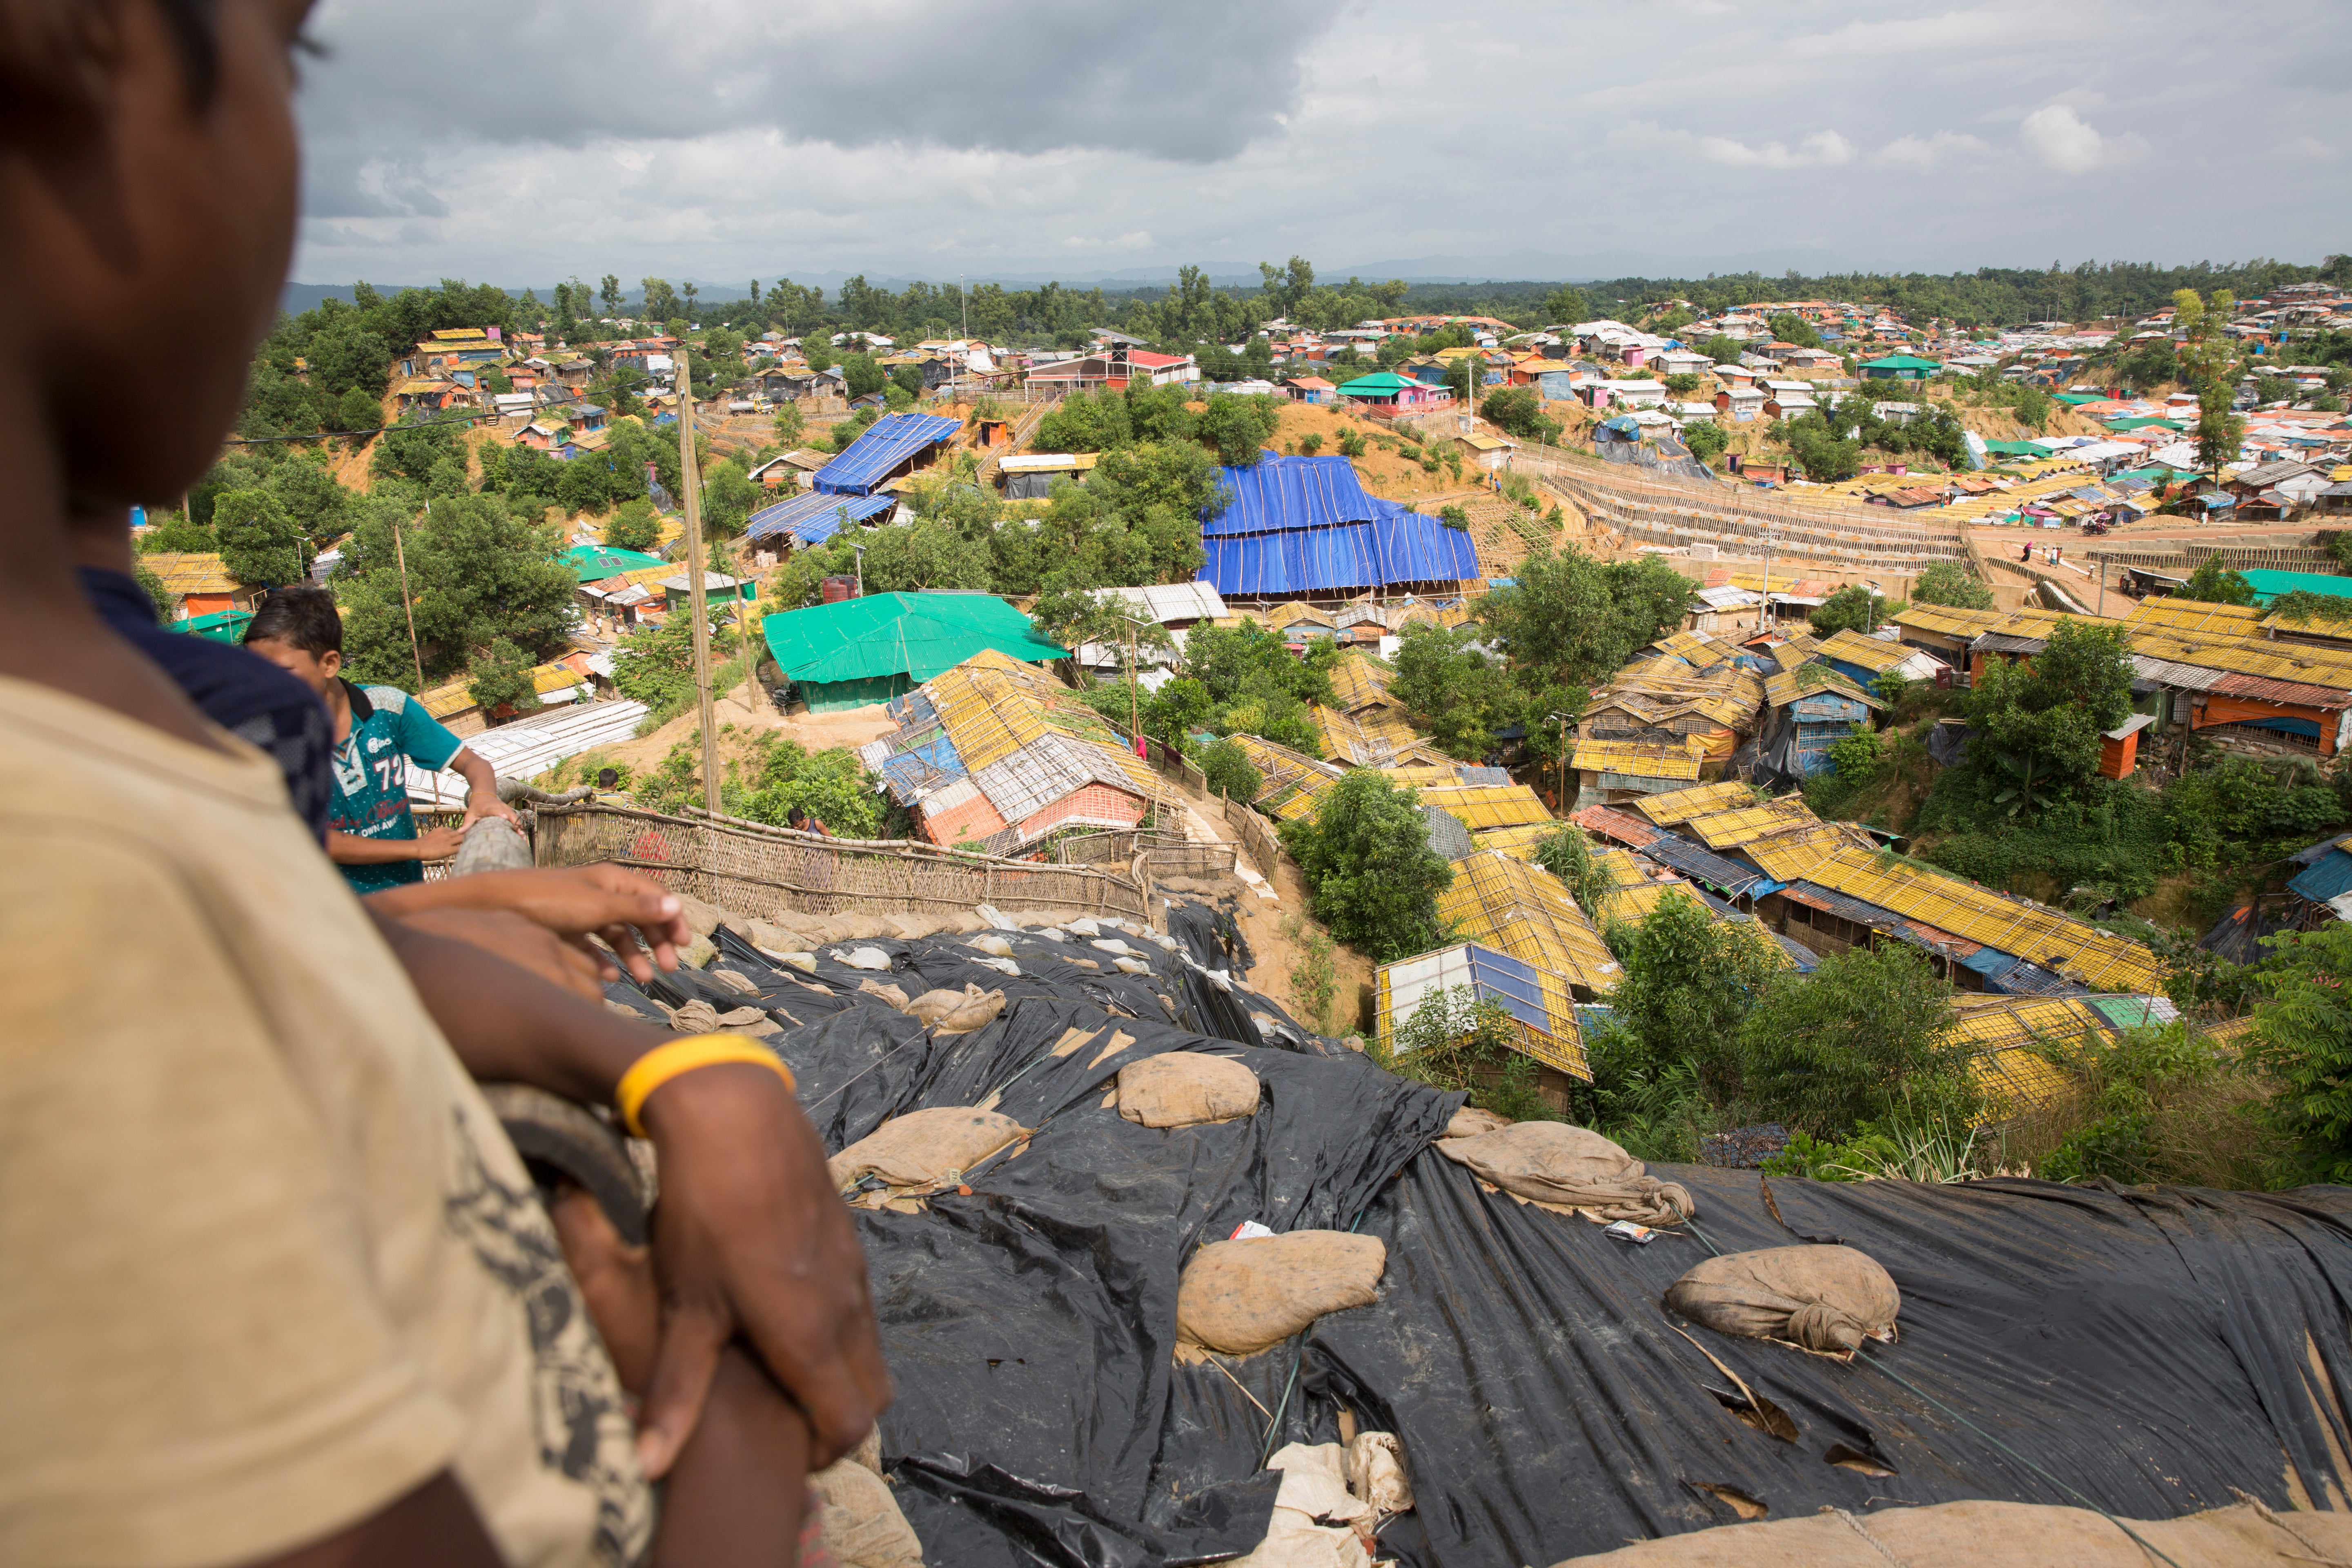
[1177,1232,1385,1357]
[858,978,912,1010]
[1117,1052,1261,1128]
[827,1107,1028,1192]
[1442,1106,1512,1139]
[903,983,1007,1033]
[1223,1443,1372,1568]
[1344,1432,1412,1517]
[808,1456,926,1568]
[1546,1497,2352,1567]
[1664,1244,1898,1355]
[1435,1123,1695,1225]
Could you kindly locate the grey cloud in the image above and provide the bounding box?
[300,0,1330,163]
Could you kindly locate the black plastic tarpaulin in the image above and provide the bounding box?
[605,909,2352,1568]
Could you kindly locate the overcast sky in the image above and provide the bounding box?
[291,0,2348,290]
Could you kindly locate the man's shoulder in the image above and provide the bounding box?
[357,684,412,715]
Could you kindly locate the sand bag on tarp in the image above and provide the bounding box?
[1544,1497,2352,1567]
[827,1107,1027,1192]
[1223,1442,1373,1568]
[1665,1244,1898,1354]
[808,1452,927,1568]
[1442,1106,1512,1138]
[1436,1123,1695,1224]
[1118,1052,1261,1127]
[1178,1232,1385,1357]
[903,984,1006,1034]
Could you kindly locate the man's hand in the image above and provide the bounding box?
[463,792,523,830]
[368,865,690,983]
[413,824,466,861]
[635,1064,891,1478]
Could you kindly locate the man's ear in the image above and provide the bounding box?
[319,648,343,682]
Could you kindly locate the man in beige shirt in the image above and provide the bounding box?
[0,1,886,1563]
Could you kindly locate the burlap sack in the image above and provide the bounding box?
[1442,1106,1512,1139]
[1664,1244,1899,1354]
[1435,1123,1695,1224]
[1546,1497,2352,1567]
[1344,1431,1413,1517]
[1117,1053,1261,1127]
[808,1456,926,1568]
[1176,1232,1385,1356]
[903,984,1007,1033]
[827,1107,1028,1192]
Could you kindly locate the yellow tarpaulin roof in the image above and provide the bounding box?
[1633,780,1755,824]
[1435,851,1622,998]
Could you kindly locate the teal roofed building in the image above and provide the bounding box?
[761,591,1068,711]
[1858,354,1943,382]
[563,543,668,580]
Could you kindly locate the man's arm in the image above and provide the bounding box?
[257,1474,503,1568]
[448,747,520,828]
[368,913,890,1476]
[366,865,691,983]
[330,825,464,866]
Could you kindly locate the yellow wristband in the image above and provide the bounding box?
[615,1035,797,1138]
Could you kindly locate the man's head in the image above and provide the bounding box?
[2,0,314,514]
[242,583,341,695]
[786,807,807,829]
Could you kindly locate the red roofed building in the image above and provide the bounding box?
[1024,347,1199,393]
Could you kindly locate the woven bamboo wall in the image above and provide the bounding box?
[1219,793,1282,878]
[535,804,1148,922]
[1056,827,1238,881]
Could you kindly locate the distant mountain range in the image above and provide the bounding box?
[280,246,1879,316]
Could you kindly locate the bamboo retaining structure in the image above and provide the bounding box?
[534,802,1149,922]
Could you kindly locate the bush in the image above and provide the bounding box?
[605,499,659,552]
[728,733,883,838]
[1683,421,1728,463]
[1911,559,1993,610]
[1277,770,1452,962]
[1807,584,1887,635]
[2002,1021,2280,1188]
[1381,984,1564,1123]
[1296,431,1324,456]
[1198,737,1260,802]
[1737,944,1973,1139]
[2250,923,2352,1184]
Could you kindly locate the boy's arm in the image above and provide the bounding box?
[330,825,465,865]
[447,746,520,829]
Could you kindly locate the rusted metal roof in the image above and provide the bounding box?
[2206,671,2352,708]
[2130,656,2227,691]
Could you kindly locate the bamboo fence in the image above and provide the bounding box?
[534,803,1149,922]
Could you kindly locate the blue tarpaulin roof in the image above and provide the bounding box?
[1198,454,1478,594]
[2290,849,2352,905]
[1200,515,1480,596]
[812,412,962,496]
[744,489,899,545]
[1204,454,1386,536]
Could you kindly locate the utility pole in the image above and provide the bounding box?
[676,349,721,814]
[394,505,428,693]
[1760,529,1774,633]
[1549,710,1572,815]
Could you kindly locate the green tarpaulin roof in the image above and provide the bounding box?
[760,591,1067,686]
[179,608,253,644]
[564,544,668,580]
[2105,416,2185,431]
[1858,354,1942,372]
[2238,569,2352,605]
[1336,372,1419,394]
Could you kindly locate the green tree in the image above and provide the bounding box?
[609,615,739,726]
[1198,737,1260,802]
[1962,617,2133,811]
[465,636,539,718]
[336,385,381,443]
[1682,421,1729,464]
[1542,285,1589,325]
[2177,557,2256,606]
[338,494,576,688]
[1481,545,1694,700]
[1194,393,1283,466]
[700,459,761,539]
[2250,922,2352,1184]
[133,561,174,619]
[1738,944,1970,1138]
[1696,334,1745,367]
[1478,387,1563,442]
[732,736,884,838]
[604,498,660,552]
[1808,584,1890,636]
[138,511,216,555]
[212,488,306,587]
[1390,624,1511,760]
[1767,312,1823,349]
[840,352,885,401]
[1911,559,1995,610]
[2173,287,2244,474]
[1277,770,1452,961]
[771,403,806,447]
[1597,890,1779,1109]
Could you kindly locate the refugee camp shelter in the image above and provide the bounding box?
[744,488,900,550]
[1198,454,1480,598]
[811,411,962,496]
[761,591,1067,711]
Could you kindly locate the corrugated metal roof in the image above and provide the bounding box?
[2207,671,2352,708]
[2130,655,2227,690]
[812,412,962,495]
[1570,803,1662,848]
[405,699,648,800]
[1628,829,1769,897]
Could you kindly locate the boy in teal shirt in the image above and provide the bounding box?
[244,586,516,891]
